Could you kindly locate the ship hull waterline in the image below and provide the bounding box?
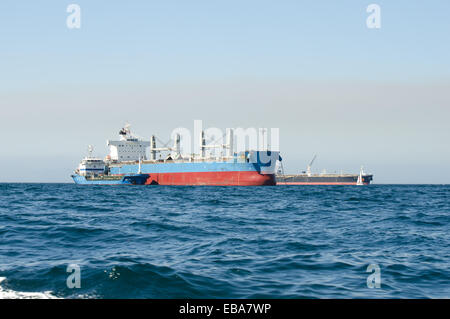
[276,181,370,185]
[72,172,276,186]
[71,174,150,185]
[276,174,373,186]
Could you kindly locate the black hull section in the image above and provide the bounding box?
[277,174,373,185]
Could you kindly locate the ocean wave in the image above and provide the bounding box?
[0,184,449,298]
[0,277,60,299]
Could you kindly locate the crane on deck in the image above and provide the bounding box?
[306,154,317,177]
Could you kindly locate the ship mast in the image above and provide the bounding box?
[149,129,234,161]
[356,166,364,185]
[138,156,142,174]
[87,145,94,158]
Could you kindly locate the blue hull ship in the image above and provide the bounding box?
[72,173,149,185]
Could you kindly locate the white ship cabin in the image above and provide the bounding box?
[76,146,105,176]
[107,124,150,162]
[77,158,105,176]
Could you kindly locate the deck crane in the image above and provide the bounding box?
[306,154,317,177]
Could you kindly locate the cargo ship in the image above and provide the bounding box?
[72,124,279,186]
[276,155,373,185]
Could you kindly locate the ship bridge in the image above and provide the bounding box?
[107,124,150,162]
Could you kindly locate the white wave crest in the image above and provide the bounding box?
[0,277,60,299]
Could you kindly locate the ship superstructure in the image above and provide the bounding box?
[75,146,106,176]
[72,143,149,185]
[107,124,150,162]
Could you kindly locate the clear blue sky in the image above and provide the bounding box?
[0,1,449,183]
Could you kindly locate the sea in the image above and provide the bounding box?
[0,184,449,299]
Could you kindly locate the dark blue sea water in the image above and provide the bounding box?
[0,184,449,299]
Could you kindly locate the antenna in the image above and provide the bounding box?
[121,122,145,140]
[87,145,94,158]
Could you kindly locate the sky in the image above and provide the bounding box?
[0,0,449,183]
